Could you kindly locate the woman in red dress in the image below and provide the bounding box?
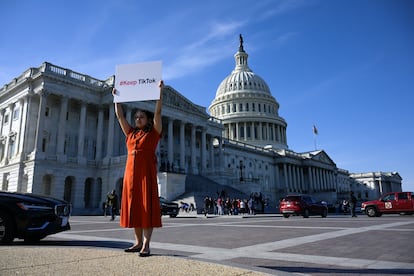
[113,80,164,257]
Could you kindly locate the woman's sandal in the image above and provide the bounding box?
[139,250,151,257]
[124,244,142,253]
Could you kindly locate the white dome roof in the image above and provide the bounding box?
[215,70,271,97]
[209,35,288,150]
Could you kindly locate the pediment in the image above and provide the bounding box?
[163,86,209,119]
[302,150,336,166]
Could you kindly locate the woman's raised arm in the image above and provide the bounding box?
[113,88,132,136]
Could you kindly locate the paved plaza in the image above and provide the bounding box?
[1,213,414,275]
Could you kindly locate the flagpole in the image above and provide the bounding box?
[313,125,318,150]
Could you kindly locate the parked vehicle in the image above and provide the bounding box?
[361,191,414,217]
[279,195,328,218]
[159,197,179,218]
[0,191,71,244]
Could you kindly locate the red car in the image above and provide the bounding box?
[279,195,328,218]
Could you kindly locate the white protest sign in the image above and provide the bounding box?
[114,61,162,103]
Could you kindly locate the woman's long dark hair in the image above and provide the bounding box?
[134,110,154,133]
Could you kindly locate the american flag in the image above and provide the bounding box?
[313,125,318,135]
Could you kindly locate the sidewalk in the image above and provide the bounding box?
[0,246,273,276]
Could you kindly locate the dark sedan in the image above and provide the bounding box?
[0,191,71,244]
[159,197,179,218]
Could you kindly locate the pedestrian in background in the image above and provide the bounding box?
[349,191,358,217]
[106,189,118,221]
[113,80,164,257]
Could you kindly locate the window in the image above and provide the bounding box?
[8,141,15,158]
[258,104,261,112]
[383,194,395,201]
[45,107,50,117]
[233,104,236,112]
[398,193,408,200]
[4,114,9,124]
[252,103,255,112]
[239,103,243,112]
[13,108,20,120]
[246,103,249,111]
[227,104,230,113]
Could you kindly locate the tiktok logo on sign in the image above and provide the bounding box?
[119,78,156,86]
[138,78,156,84]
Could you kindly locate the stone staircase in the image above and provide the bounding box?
[173,174,250,214]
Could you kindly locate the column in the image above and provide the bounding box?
[274,163,280,191]
[209,136,214,172]
[292,165,297,191]
[33,92,47,157]
[300,167,305,192]
[16,97,29,156]
[275,125,280,142]
[244,122,247,141]
[313,168,318,191]
[201,128,206,174]
[105,105,115,159]
[56,97,68,159]
[4,103,15,162]
[191,125,196,173]
[168,118,174,169]
[179,121,185,172]
[218,138,223,172]
[0,109,5,162]
[258,122,262,140]
[308,167,313,192]
[95,108,104,160]
[283,164,288,192]
[77,102,87,161]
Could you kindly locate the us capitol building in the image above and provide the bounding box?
[0,36,402,214]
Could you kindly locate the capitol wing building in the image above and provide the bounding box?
[0,37,402,214]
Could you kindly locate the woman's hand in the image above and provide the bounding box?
[158,80,164,89]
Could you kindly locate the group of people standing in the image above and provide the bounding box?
[203,193,266,216]
[336,191,358,217]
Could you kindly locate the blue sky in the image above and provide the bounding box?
[1,0,413,192]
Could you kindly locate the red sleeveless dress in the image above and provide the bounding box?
[120,128,162,228]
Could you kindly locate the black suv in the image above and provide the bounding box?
[0,191,71,244]
[279,195,328,218]
[159,197,179,218]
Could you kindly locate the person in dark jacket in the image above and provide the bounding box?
[107,189,118,221]
[349,191,357,217]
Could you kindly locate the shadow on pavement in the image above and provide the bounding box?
[10,240,132,250]
[263,266,414,275]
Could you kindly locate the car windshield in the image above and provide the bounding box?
[283,196,301,202]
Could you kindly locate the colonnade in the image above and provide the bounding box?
[225,121,286,144]
[277,163,336,193]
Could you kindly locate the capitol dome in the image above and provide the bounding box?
[209,35,288,149]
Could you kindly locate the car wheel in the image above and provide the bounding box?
[0,210,15,244]
[303,209,310,218]
[366,206,377,217]
[321,209,328,218]
[283,214,290,218]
